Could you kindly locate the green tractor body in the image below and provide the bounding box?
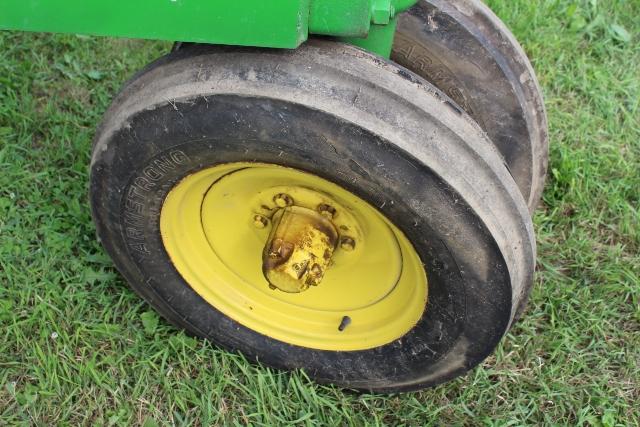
[0,0,416,57]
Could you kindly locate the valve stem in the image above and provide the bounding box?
[338,316,351,331]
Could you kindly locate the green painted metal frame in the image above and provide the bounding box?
[0,0,417,58]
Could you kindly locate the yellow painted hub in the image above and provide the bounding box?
[160,163,428,351]
[262,206,339,293]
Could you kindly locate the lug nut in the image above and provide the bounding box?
[273,193,293,208]
[317,203,337,220]
[309,263,322,278]
[253,215,268,229]
[340,236,356,252]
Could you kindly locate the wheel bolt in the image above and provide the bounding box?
[273,193,293,208]
[340,236,356,251]
[253,215,269,229]
[317,203,337,220]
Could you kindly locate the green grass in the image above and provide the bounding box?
[1,0,638,425]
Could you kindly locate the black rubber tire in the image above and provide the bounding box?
[90,41,535,392]
[393,0,548,213]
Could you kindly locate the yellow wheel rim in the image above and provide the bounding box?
[160,163,427,351]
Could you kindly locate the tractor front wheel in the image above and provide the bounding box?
[90,42,535,392]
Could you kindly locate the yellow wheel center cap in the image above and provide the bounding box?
[161,163,428,350]
[262,206,339,293]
